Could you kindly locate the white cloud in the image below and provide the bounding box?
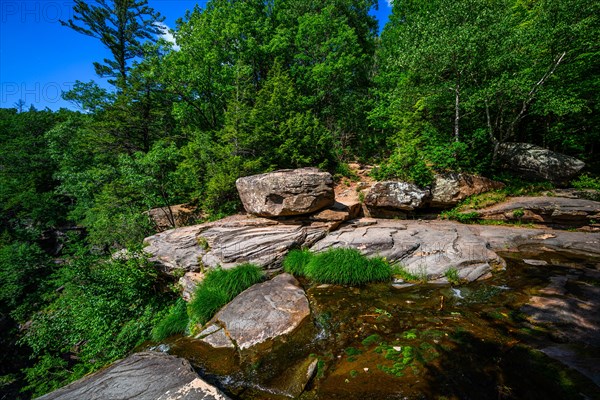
[155,22,180,51]
[386,0,393,7]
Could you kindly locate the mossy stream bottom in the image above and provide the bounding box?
[166,249,600,400]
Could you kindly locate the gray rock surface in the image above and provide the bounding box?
[198,274,310,350]
[430,173,505,208]
[497,142,585,183]
[198,219,327,270]
[38,352,230,400]
[364,181,430,211]
[236,168,334,217]
[144,215,328,274]
[471,196,600,228]
[312,220,505,282]
[144,224,206,274]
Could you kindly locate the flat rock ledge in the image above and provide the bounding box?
[144,215,329,274]
[38,351,230,400]
[145,217,600,285]
[469,196,600,229]
[312,220,505,282]
[198,274,310,350]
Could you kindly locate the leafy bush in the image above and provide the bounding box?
[152,298,189,341]
[19,249,169,398]
[440,210,480,223]
[282,249,313,276]
[187,263,263,326]
[572,174,600,191]
[304,248,392,286]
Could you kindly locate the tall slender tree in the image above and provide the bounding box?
[60,0,164,89]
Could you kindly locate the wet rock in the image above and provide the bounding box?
[198,274,310,350]
[471,224,600,257]
[236,168,334,217]
[312,220,505,282]
[38,351,230,400]
[497,142,585,183]
[430,173,505,208]
[364,181,430,212]
[471,196,600,228]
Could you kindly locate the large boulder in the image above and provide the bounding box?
[497,142,585,183]
[236,168,335,217]
[198,274,311,350]
[430,173,505,208]
[364,181,430,216]
[38,352,230,400]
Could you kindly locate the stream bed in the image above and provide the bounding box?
[164,249,600,400]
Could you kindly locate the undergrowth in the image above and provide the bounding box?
[152,298,189,341]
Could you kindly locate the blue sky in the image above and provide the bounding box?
[0,1,391,110]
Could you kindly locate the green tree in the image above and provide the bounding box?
[61,0,165,89]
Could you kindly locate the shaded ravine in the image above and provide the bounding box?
[159,248,600,400]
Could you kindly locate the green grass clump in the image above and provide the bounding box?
[282,249,313,276]
[444,268,460,285]
[304,247,392,286]
[188,263,263,326]
[152,298,189,341]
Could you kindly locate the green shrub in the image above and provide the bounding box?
[572,174,600,191]
[304,248,391,286]
[152,299,189,341]
[188,263,263,326]
[283,249,313,276]
[440,210,480,223]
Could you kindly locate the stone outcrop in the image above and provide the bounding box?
[497,142,585,183]
[430,173,505,208]
[198,274,310,350]
[197,219,327,270]
[179,272,204,301]
[144,224,206,274]
[470,196,600,228]
[38,352,230,400]
[364,181,430,217]
[236,168,334,217]
[311,220,505,282]
[144,215,328,274]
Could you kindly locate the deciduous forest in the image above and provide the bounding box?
[1,0,598,398]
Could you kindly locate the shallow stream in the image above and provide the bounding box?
[164,249,600,399]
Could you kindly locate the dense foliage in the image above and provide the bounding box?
[1,0,598,397]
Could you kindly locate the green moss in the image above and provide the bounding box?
[362,334,382,346]
[304,248,392,286]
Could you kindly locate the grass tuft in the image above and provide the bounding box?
[282,249,313,276]
[304,247,392,286]
[152,298,189,341]
[187,263,263,326]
